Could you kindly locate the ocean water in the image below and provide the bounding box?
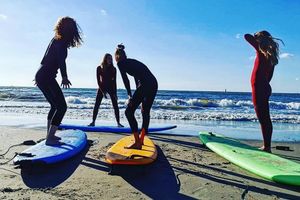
[0,86,299,141]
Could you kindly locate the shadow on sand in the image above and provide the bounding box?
[146,135,300,199]
[20,142,91,189]
[149,134,210,152]
[111,146,195,199]
[168,155,300,199]
[80,146,195,199]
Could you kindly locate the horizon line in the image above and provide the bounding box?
[0,85,299,95]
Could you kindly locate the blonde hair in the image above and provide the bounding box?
[54,16,83,48]
[254,30,283,66]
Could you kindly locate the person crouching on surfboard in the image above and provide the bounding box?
[35,17,83,145]
[115,44,158,149]
[88,53,124,127]
[244,31,283,153]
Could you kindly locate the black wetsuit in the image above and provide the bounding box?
[91,65,120,124]
[117,58,158,133]
[35,38,68,126]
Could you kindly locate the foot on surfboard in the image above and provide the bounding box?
[117,123,124,128]
[88,122,95,127]
[259,146,272,153]
[53,135,61,141]
[125,142,142,150]
[45,138,65,146]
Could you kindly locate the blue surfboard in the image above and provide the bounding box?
[13,130,87,165]
[58,124,177,133]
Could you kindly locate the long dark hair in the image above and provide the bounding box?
[254,30,283,66]
[101,53,113,69]
[54,16,83,48]
[115,44,127,61]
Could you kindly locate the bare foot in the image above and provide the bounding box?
[125,142,142,150]
[45,137,64,146]
[117,123,124,128]
[259,146,272,153]
[53,135,61,141]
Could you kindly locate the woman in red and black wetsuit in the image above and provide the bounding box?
[89,53,123,127]
[115,44,158,149]
[244,31,282,152]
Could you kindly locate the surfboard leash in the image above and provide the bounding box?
[0,140,36,165]
[0,154,17,165]
[0,140,36,157]
[0,152,35,165]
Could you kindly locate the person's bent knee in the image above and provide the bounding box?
[58,103,67,114]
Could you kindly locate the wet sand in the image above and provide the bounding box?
[0,126,299,199]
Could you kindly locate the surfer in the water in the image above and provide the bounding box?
[115,44,158,149]
[244,31,283,153]
[35,17,83,145]
[89,53,124,127]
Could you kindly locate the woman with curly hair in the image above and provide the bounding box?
[35,16,83,145]
[244,31,283,152]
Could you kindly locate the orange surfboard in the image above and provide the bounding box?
[105,135,157,165]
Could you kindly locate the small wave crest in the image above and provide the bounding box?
[153,98,253,110]
[65,96,94,105]
[269,101,300,110]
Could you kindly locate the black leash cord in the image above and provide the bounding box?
[0,140,36,157]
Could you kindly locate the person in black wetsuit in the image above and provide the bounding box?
[115,44,158,149]
[88,53,124,127]
[35,16,83,145]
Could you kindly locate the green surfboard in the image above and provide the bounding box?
[199,131,300,186]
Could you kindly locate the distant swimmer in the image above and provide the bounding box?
[244,31,283,153]
[115,44,158,149]
[35,17,83,145]
[89,53,124,127]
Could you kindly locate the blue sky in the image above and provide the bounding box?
[0,0,299,92]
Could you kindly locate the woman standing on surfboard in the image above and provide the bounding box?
[88,53,124,127]
[244,31,282,152]
[35,17,83,145]
[115,44,158,149]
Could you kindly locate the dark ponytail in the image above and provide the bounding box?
[115,43,127,61]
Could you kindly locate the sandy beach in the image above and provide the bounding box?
[1,0,300,199]
[0,126,300,200]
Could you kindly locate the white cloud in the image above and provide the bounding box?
[100,9,107,16]
[279,53,294,59]
[296,77,299,81]
[235,33,241,39]
[0,14,8,20]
